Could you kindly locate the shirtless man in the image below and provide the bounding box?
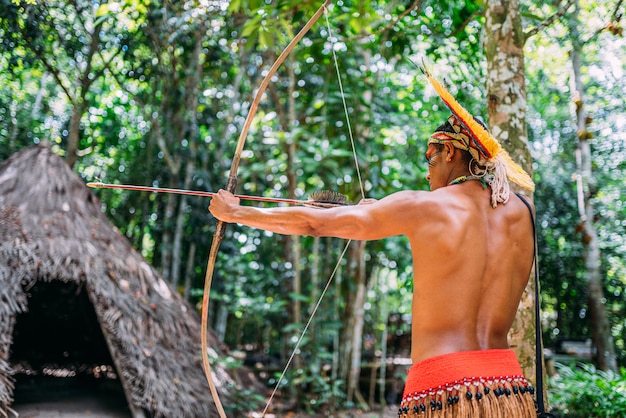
[209,114,537,417]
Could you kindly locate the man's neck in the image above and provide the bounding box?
[445,167,471,185]
[447,173,488,188]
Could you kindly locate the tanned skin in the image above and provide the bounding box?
[209,141,535,364]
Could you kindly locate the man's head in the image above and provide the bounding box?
[420,66,535,207]
[425,141,471,190]
[429,115,490,165]
[424,115,490,190]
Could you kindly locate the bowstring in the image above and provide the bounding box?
[261,3,365,415]
[261,240,352,416]
[325,5,365,202]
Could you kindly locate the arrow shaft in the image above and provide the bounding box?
[88,182,327,206]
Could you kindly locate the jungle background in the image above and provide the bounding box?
[1,0,625,416]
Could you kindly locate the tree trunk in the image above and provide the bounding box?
[568,0,617,372]
[341,240,367,408]
[8,98,18,154]
[160,191,176,282]
[484,0,540,387]
[65,14,105,168]
[340,25,375,406]
[65,103,83,169]
[171,161,194,289]
[332,239,343,383]
[32,71,48,119]
[377,268,390,410]
[310,236,321,341]
[183,242,197,300]
[286,54,303,387]
[171,21,204,289]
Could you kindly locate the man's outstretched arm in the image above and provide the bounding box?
[209,189,425,241]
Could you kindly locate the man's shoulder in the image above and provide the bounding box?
[387,189,442,208]
[385,189,464,221]
[511,192,535,213]
[375,190,444,222]
[503,193,535,227]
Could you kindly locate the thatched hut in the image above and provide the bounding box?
[0,143,239,417]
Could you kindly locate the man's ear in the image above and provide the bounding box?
[444,142,456,162]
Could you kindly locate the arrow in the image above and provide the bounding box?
[87,182,349,208]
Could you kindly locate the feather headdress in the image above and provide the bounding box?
[418,62,535,206]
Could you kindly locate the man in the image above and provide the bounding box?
[210,109,537,415]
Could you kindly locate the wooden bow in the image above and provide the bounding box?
[201,2,332,417]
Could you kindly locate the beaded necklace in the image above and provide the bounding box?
[448,175,488,188]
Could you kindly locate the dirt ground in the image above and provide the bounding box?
[264,406,399,417]
[11,394,131,418]
[10,376,399,418]
[11,396,398,418]
[11,404,398,418]
[10,376,132,418]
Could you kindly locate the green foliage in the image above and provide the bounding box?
[294,370,346,414]
[549,363,626,417]
[227,388,265,417]
[525,1,626,364]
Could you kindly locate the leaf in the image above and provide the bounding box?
[521,11,545,22]
[241,19,258,38]
[258,29,269,50]
[227,0,242,13]
[288,292,311,302]
[349,16,362,34]
[96,4,110,18]
[329,149,355,157]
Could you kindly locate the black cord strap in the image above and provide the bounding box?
[516,194,554,417]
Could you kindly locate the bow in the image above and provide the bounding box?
[201,2,332,417]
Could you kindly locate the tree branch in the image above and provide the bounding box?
[449,10,483,39]
[610,0,625,21]
[349,0,423,41]
[19,5,75,104]
[583,0,624,42]
[524,0,576,42]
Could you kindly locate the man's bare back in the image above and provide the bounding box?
[405,181,534,363]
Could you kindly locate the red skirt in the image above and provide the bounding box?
[399,349,536,417]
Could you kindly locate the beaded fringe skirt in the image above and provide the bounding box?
[399,349,536,417]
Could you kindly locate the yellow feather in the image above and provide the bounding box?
[423,68,501,158]
[422,64,535,191]
[499,151,536,192]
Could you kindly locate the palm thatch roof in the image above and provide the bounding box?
[0,143,243,417]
